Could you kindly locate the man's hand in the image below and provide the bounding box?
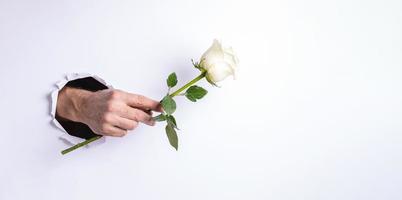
[56,87,162,137]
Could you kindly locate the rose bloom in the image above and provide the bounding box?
[199,39,239,83]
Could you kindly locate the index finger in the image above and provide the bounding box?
[124,93,162,112]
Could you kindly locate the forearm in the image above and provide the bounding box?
[56,87,91,123]
[55,85,159,138]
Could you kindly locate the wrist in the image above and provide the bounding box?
[56,87,92,123]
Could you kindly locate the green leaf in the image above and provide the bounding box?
[167,72,178,88]
[187,85,208,98]
[167,115,178,129]
[165,124,178,150]
[153,114,166,122]
[186,94,197,102]
[185,85,208,102]
[161,95,176,115]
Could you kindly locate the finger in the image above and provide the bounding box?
[123,93,162,112]
[103,125,127,137]
[114,116,138,131]
[118,106,142,121]
[135,108,155,126]
[130,108,155,126]
[145,110,153,116]
[118,105,155,126]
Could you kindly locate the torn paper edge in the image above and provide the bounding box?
[50,73,112,146]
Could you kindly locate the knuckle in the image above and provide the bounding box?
[100,124,109,132]
[101,113,113,123]
[109,90,121,100]
[132,121,139,129]
[139,112,150,121]
[144,114,152,121]
[117,131,127,137]
[137,94,145,101]
[106,101,116,112]
[124,108,133,118]
[138,115,147,122]
[135,95,146,104]
[127,123,135,130]
[131,110,139,121]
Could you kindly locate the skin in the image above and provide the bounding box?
[56,87,162,137]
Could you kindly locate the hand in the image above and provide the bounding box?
[56,87,162,137]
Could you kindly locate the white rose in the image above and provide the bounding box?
[199,39,239,83]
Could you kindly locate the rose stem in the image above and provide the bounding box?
[169,71,206,97]
[61,135,102,155]
[61,71,206,155]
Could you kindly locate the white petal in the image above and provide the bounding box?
[224,52,238,69]
[206,62,234,82]
[200,39,224,70]
[224,47,239,64]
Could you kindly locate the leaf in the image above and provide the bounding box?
[186,94,197,102]
[161,95,176,115]
[167,115,178,129]
[167,72,178,88]
[165,124,178,150]
[187,85,208,99]
[185,85,208,102]
[153,114,166,122]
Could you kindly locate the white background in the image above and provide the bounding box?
[0,0,401,199]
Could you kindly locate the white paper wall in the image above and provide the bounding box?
[0,0,401,199]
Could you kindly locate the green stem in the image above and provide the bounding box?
[61,135,102,155]
[170,71,206,97]
[60,71,206,155]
